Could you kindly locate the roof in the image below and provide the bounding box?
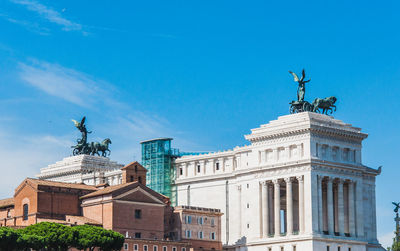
[80,181,168,202]
[140,138,172,144]
[66,215,102,226]
[15,178,98,195]
[0,198,14,209]
[121,161,147,172]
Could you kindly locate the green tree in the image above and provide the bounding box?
[18,222,75,251]
[73,224,124,251]
[0,227,20,251]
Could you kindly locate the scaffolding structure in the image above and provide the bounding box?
[140,138,180,204]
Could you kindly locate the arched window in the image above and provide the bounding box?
[23,204,28,220]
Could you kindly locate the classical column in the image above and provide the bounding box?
[318,175,324,233]
[348,180,356,236]
[273,179,281,236]
[338,179,345,235]
[238,185,242,237]
[261,181,269,237]
[297,175,304,234]
[285,177,293,235]
[327,177,334,235]
[268,183,274,235]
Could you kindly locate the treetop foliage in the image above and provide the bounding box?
[0,222,124,251]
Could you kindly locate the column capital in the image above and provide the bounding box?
[284,177,292,183]
[326,176,334,183]
[260,180,269,186]
[337,178,344,184]
[296,175,304,182]
[272,179,280,185]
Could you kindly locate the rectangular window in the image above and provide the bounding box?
[338,247,341,251]
[327,246,330,251]
[182,248,186,251]
[348,248,351,251]
[186,230,191,238]
[211,218,215,226]
[211,232,216,240]
[135,209,142,219]
[198,231,203,239]
[124,243,128,250]
[280,247,284,251]
[293,246,296,251]
[135,232,141,238]
[187,215,192,224]
[144,245,148,251]
[163,247,167,251]
[153,246,158,251]
[180,168,183,175]
[197,165,201,173]
[134,244,138,251]
[172,247,177,251]
[215,162,219,170]
[198,217,203,224]
[23,204,28,221]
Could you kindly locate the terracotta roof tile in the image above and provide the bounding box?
[27,178,98,191]
[0,198,14,209]
[121,161,147,172]
[80,182,135,199]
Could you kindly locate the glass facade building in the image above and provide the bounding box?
[140,138,179,204]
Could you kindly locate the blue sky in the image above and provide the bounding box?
[0,0,399,247]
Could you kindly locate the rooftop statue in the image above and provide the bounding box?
[71,116,111,157]
[288,69,337,115]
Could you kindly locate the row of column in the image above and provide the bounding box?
[317,175,358,237]
[260,175,304,237]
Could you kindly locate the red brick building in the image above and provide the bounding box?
[0,162,223,251]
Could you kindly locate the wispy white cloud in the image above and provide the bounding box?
[10,0,86,35]
[0,13,50,35]
[379,231,394,249]
[18,59,104,107]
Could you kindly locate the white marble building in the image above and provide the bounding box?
[173,112,384,251]
[36,154,124,186]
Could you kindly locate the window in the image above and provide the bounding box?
[211,232,216,240]
[197,165,201,173]
[163,246,167,251]
[124,243,128,250]
[180,168,183,175]
[280,247,284,251]
[135,209,142,219]
[187,215,192,224]
[186,230,192,238]
[247,223,250,229]
[135,165,138,173]
[135,232,141,238]
[144,245,148,251]
[215,162,219,170]
[138,176,142,184]
[338,247,341,251]
[293,246,296,251]
[172,247,177,251]
[23,204,28,221]
[153,246,158,251]
[348,248,351,251]
[7,209,11,218]
[182,248,186,251]
[134,244,139,251]
[247,203,249,208]
[198,231,203,239]
[211,218,215,226]
[268,248,272,251]
[198,217,203,225]
[130,175,134,182]
[327,246,330,251]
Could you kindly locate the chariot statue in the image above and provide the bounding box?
[71,116,112,157]
[288,69,337,115]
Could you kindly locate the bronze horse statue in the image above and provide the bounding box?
[312,96,337,115]
[89,138,112,157]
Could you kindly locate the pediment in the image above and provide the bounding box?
[113,187,165,205]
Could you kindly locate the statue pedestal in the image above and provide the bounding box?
[36,154,124,185]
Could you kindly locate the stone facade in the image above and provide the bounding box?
[36,154,124,186]
[173,112,384,251]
